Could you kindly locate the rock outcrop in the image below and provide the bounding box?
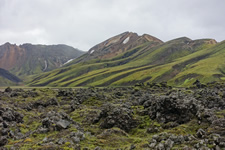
[0,84,225,149]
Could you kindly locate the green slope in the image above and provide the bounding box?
[0,76,17,86]
[28,36,224,87]
[0,68,22,86]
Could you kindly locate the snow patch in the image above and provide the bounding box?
[43,60,48,71]
[123,37,130,44]
[90,50,95,54]
[63,59,74,65]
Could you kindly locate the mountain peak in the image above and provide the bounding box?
[4,42,12,45]
[2,42,17,48]
[206,39,217,45]
[141,34,163,43]
[81,32,163,60]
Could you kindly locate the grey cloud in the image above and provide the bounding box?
[0,0,224,51]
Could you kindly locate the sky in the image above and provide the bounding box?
[0,0,224,51]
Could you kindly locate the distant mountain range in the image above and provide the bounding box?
[28,32,225,87]
[0,43,84,85]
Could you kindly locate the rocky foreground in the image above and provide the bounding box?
[0,83,225,149]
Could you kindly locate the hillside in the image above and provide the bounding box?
[72,32,163,64]
[0,43,85,79]
[0,68,22,86]
[29,32,224,87]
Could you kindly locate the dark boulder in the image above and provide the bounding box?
[146,127,159,133]
[40,111,75,132]
[0,136,8,146]
[212,119,225,128]
[0,107,23,123]
[145,96,200,124]
[28,97,59,110]
[4,87,12,93]
[57,89,74,97]
[69,131,85,144]
[130,144,136,150]
[0,128,10,136]
[26,90,39,97]
[222,92,225,98]
[99,103,138,132]
[196,128,206,138]
[193,80,206,88]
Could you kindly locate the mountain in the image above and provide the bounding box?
[0,43,85,79]
[0,68,22,86]
[29,32,225,87]
[70,32,163,64]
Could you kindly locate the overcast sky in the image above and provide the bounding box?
[0,0,224,51]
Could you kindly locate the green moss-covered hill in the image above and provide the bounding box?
[0,68,22,86]
[29,32,225,87]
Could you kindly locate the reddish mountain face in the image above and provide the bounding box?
[0,43,26,70]
[0,43,84,77]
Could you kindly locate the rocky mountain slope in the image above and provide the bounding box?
[0,43,85,79]
[72,32,163,64]
[0,84,225,149]
[30,32,225,87]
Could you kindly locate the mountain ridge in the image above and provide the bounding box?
[0,42,85,79]
[29,32,223,87]
[71,32,163,65]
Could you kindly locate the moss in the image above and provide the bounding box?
[69,127,78,132]
[207,144,215,149]
[62,147,74,150]
[83,97,103,106]
[165,119,210,135]
[184,89,193,94]
[153,122,161,127]
[7,139,23,145]
[70,109,84,123]
[32,131,59,142]
[64,142,71,146]
[20,112,42,133]
[215,110,225,118]
[137,115,157,129]
[20,126,30,134]
[24,138,32,143]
